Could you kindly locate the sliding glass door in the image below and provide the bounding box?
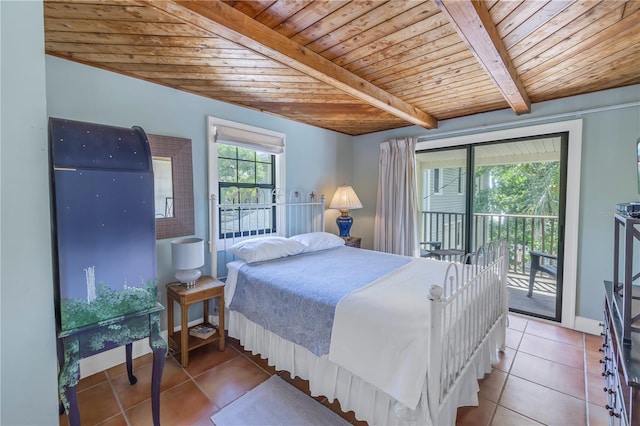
[416,134,567,321]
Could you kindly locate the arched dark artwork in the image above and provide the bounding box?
[49,117,166,426]
[49,117,157,331]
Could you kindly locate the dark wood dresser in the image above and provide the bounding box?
[602,281,640,425]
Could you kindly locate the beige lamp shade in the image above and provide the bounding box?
[329,185,363,211]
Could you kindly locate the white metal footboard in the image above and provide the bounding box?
[427,241,508,423]
[209,190,325,278]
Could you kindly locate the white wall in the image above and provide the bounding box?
[1,1,60,424]
[353,86,640,322]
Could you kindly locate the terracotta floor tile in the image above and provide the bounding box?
[499,376,586,425]
[585,348,604,376]
[586,371,607,408]
[96,414,128,426]
[111,357,190,410]
[494,347,516,373]
[106,353,154,379]
[505,328,523,349]
[182,344,241,378]
[490,406,543,425]
[478,369,507,403]
[518,333,584,369]
[524,319,584,348]
[126,380,215,426]
[59,381,120,426]
[588,401,610,426]
[194,356,270,409]
[510,351,585,399]
[77,371,108,392]
[507,314,528,332]
[455,396,496,426]
[61,313,606,426]
[584,331,604,353]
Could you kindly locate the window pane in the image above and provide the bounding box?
[238,160,255,184]
[218,144,236,159]
[220,186,240,204]
[257,162,272,185]
[218,158,237,183]
[240,207,273,235]
[256,151,271,163]
[237,147,255,161]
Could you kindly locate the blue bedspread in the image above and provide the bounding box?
[228,246,411,356]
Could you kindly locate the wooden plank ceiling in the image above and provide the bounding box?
[44,0,640,136]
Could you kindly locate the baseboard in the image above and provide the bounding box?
[79,314,219,378]
[574,316,602,336]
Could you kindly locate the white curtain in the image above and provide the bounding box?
[374,137,419,256]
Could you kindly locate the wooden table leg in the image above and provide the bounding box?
[180,299,189,367]
[167,295,174,345]
[218,294,225,351]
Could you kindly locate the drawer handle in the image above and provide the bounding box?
[599,356,612,363]
[602,371,613,377]
[603,387,617,395]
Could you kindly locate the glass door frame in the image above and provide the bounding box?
[415,119,583,328]
[417,134,567,321]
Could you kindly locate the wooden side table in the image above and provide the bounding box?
[342,236,361,248]
[166,276,225,367]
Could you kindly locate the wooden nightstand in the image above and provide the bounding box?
[342,236,361,248]
[166,276,225,367]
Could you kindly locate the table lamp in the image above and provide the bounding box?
[171,237,204,287]
[329,185,363,237]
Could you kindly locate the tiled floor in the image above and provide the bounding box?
[60,314,609,426]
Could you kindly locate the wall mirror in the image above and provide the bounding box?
[148,134,195,240]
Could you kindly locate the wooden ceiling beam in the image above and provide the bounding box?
[142,0,438,129]
[436,0,531,114]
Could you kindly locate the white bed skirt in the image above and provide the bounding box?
[227,309,504,426]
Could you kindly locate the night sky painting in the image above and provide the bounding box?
[50,118,157,332]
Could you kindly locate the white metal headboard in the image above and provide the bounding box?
[209,191,326,279]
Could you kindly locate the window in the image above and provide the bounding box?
[207,116,286,242]
[217,144,275,238]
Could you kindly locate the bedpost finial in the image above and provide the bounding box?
[428,285,444,301]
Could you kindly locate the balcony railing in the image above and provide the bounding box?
[421,211,559,274]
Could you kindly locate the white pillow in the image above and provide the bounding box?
[228,236,307,263]
[289,232,345,253]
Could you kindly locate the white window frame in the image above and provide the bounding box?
[207,116,286,259]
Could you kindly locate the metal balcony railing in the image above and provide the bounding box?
[420,211,559,275]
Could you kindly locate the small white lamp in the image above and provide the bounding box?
[171,237,204,287]
[329,185,363,237]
